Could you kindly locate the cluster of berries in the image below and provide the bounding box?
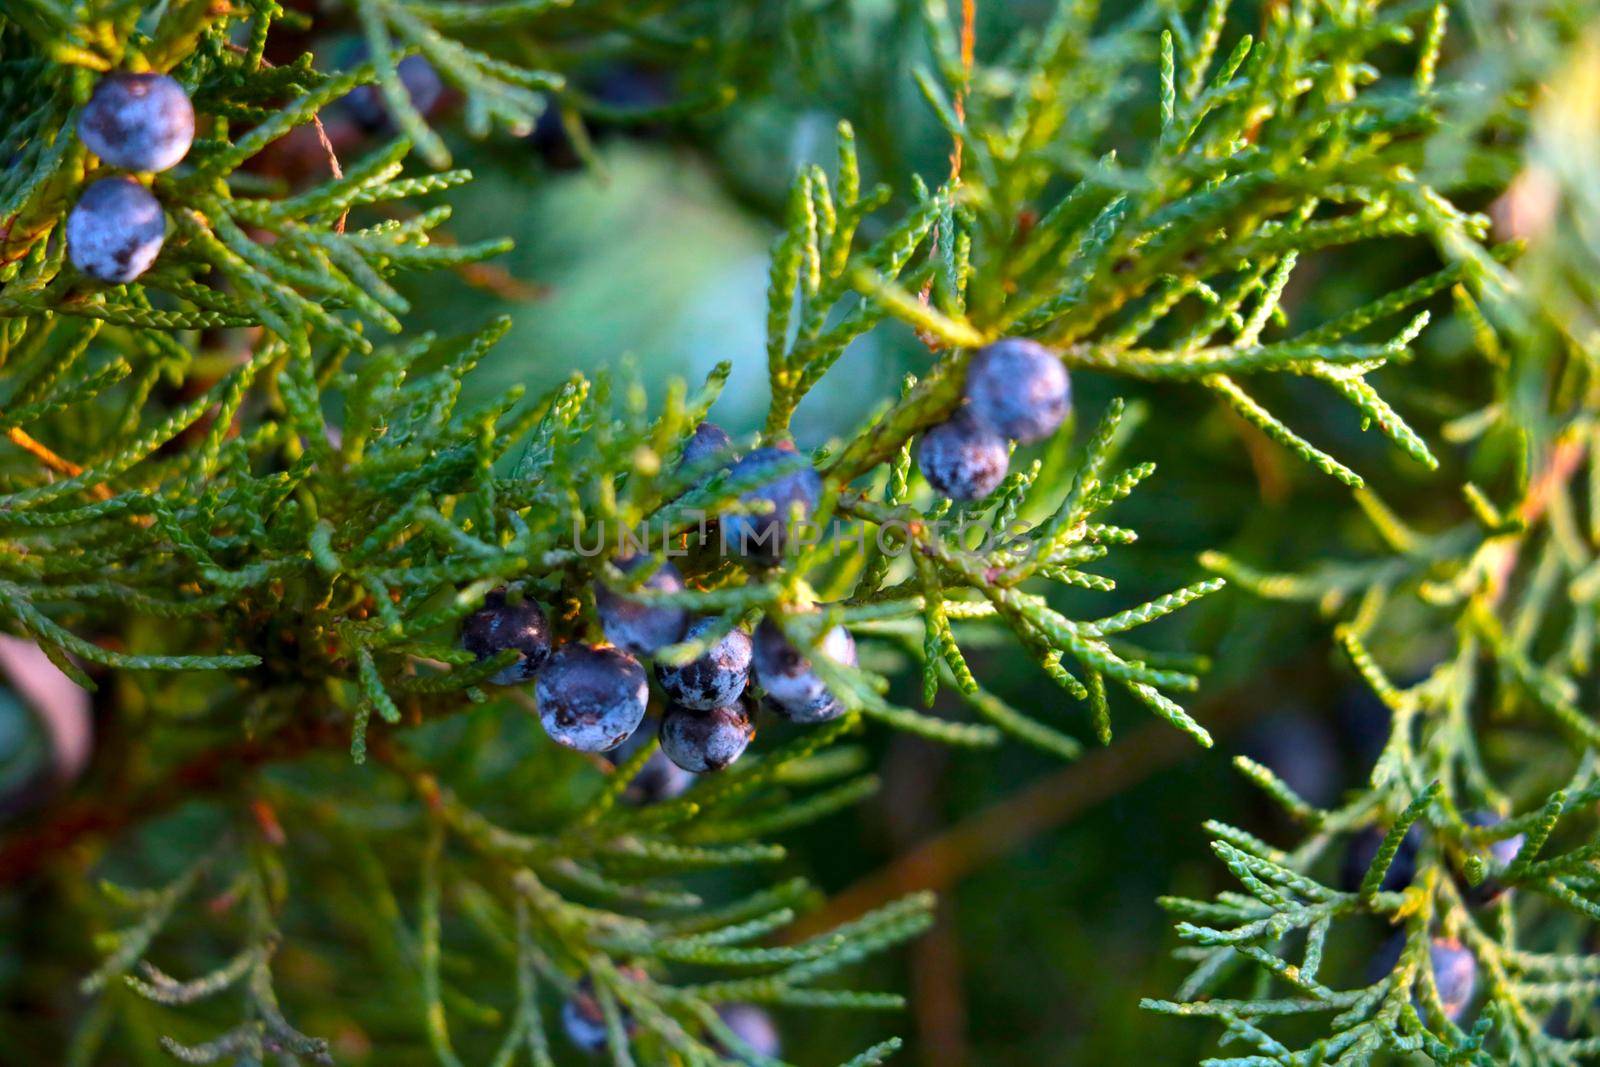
[1342,811,1525,901]
[562,974,779,1061]
[1340,813,1524,1022]
[460,424,855,780]
[66,55,448,286]
[917,338,1071,501]
[67,74,195,283]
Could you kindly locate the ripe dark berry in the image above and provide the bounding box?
[1429,937,1476,1021]
[678,421,735,478]
[67,178,165,284]
[458,589,552,685]
[673,423,737,547]
[1339,822,1422,893]
[594,557,689,656]
[654,619,751,710]
[1461,810,1524,906]
[1363,930,1405,985]
[561,973,639,1054]
[965,338,1070,444]
[1464,810,1524,869]
[752,616,856,723]
[713,1003,781,1063]
[917,408,1009,501]
[607,726,694,804]
[720,446,822,566]
[1241,710,1341,810]
[341,51,445,133]
[659,702,754,773]
[529,65,672,167]
[591,64,672,113]
[535,644,648,752]
[350,57,444,132]
[1334,682,1394,772]
[528,99,583,170]
[78,73,195,173]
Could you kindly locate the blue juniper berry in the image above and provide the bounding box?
[1363,930,1405,986]
[918,407,1010,501]
[713,1003,781,1063]
[535,644,648,752]
[659,701,754,773]
[78,73,194,173]
[1464,809,1525,869]
[1429,937,1476,1021]
[964,338,1071,445]
[1240,709,1342,810]
[594,556,689,657]
[528,98,583,170]
[752,615,857,724]
[340,50,445,133]
[606,724,695,804]
[67,177,166,284]
[720,445,822,566]
[669,422,736,544]
[561,972,639,1054]
[1366,933,1476,1020]
[1340,822,1423,893]
[1461,809,1526,905]
[678,421,735,478]
[458,588,552,685]
[655,618,751,710]
[529,65,672,168]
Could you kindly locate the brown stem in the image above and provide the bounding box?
[1485,432,1588,603]
[0,714,342,885]
[4,428,114,501]
[0,682,474,886]
[783,676,1270,942]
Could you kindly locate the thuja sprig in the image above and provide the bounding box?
[1158,450,1600,1060]
[80,724,931,1065]
[828,396,1225,754]
[1145,6,1600,1058]
[339,0,745,170]
[846,0,1468,494]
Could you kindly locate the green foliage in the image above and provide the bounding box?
[5,0,1600,1062]
[1143,6,1600,1063]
